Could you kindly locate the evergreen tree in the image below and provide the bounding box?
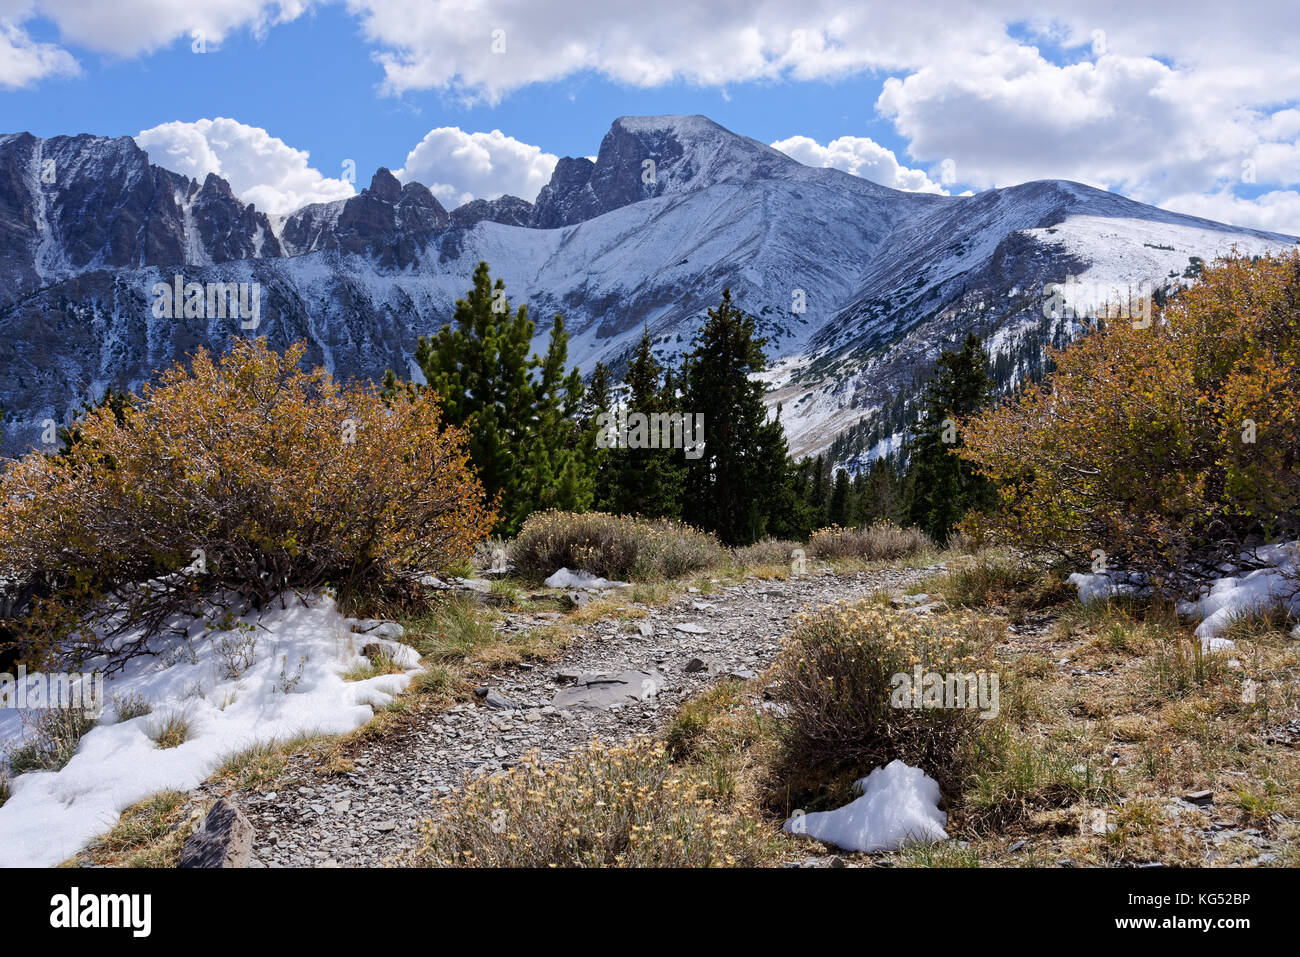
[901,333,995,542]
[762,413,819,541]
[850,470,869,525]
[406,261,591,534]
[827,468,852,526]
[585,361,615,510]
[514,315,593,525]
[858,455,902,525]
[605,330,686,518]
[681,289,789,545]
[808,454,829,528]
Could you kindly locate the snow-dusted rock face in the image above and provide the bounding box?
[0,116,1296,459]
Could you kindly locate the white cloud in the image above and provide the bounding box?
[5,1,1300,232]
[1161,190,1300,239]
[396,127,557,207]
[135,118,355,213]
[0,18,78,88]
[34,0,308,57]
[770,134,945,193]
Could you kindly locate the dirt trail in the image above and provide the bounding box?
[209,564,939,867]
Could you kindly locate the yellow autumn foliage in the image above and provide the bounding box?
[959,252,1300,589]
[0,338,494,670]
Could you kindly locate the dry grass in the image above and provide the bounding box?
[408,738,781,867]
[931,551,1073,613]
[147,712,191,750]
[4,707,97,774]
[77,791,204,868]
[343,649,404,681]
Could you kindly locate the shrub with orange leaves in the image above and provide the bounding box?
[0,338,494,672]
[958,252,1300,591]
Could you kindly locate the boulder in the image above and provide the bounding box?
[550,670,665,710]
[179,798,254,868]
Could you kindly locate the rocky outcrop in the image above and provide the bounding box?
[285,169,450,268]
[178,798,254,868]
[449,194,533,229]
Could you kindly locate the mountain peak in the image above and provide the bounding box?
[530,113,805,228]
[368,167,402,203]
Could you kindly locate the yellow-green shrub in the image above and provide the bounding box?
[960,253,1300,588]
[408,738,775,867]
[772,602,999,802]
[510,510,725,581]
[0,338,493,672]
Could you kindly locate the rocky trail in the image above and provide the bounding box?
[211,564,938,867]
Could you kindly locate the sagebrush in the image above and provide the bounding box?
[409,738,776,867]
[510,510,725,581]
[808,522,933,562]
[772,602,1000,804]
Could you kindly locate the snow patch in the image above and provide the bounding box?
[0,592,420,868]
[1069,542,1300,652]
[783,759,948,853]
[543,568,629,590]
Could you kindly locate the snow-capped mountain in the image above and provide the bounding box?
[1,117,1296,461]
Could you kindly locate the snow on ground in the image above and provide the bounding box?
[1069,542,1300,652]
[782,759,948,853]
[1067,570,1147,605]
[0,592,420,868]
[543,568,630,590]
[1177,543,1300,646]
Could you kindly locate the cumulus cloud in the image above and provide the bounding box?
[33,0,308,57]
[6,1,1300,231]
[0,18,78,88]
[1161,190,1300,239]
[396,127,557,207]
[771,134,945,193]
[135,118,355,213]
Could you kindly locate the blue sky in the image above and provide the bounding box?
[2,1,1298,232]
[4,5,916,187]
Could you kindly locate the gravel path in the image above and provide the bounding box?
[207,565,939,867]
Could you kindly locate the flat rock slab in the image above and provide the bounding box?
[179,798,254,868]
[483,689,519,710]
[673,622,711,635]
[550,670,666,710]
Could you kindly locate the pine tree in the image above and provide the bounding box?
[407,261,591,534]
[605,330,685,518]
[902,333,995,542]
[585,361,615,510]
[827,468,852,526]
[850,470,869,525]
[807,455,831,528]
[681,289,789,545]
[514,314,594,525]
[858,455,901,525]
